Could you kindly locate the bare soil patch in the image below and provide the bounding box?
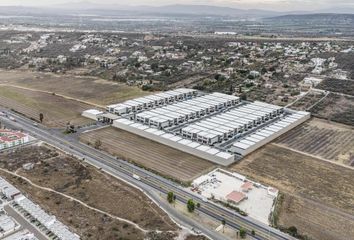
[0,144,178,239]
[228,144,354,240]
[310,93,354,126]
[0,70,148,105]
[80,127,216,183]
[0,85,94,128]
[276,118,354,166]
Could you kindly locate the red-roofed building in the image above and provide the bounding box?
[241,181,253,192]
[226,191,247,204]
[0,129,29,150]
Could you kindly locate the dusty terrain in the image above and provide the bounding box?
[310,93,354,126]
[228,144,354,240]
[0,85,94,128]
[80,127,216,183]
[0,70,148,106]
[276,118,354,166]
[0,144,178,239]
[289,90,326,111]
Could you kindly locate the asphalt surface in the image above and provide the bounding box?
[0,109,294,240]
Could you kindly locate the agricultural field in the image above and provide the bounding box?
[276,194,354,240]
[0,85,94,128]
[228,144,354,240]
[0,70,149,106]
[276,118,354,166]
[80,127,216,183]
[310,93,354,126]
[0,144,179,239]
[317,78,354,96]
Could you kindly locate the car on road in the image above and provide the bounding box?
[133,174,141,180]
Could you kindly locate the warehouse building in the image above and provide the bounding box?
[112,118,235,165]
[106,88,198,115]
[81,109,104,121]
[180,101,284,145]
[135,92,240,128]
[82,89,310,166]
[230,111,310,156]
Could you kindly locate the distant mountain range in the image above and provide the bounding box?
[0,3,353,19]
[48,3,287,18]
[266,13,354,24]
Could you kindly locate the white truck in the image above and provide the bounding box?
[133,174,141,181]
[9,116,16,122]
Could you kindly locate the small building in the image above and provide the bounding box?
[22,163,35,171]
[226,191,247,205]
[0,177,21,200]
[0,215,16,232]
[81,109,103,121]
[300,77,323,89]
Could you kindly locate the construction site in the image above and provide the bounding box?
[83,88,310,166]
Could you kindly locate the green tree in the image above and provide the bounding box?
[187,199,195,212]
[94,139,102,149]
[239,228,246,239]
[288,226,298,236]
[221,219,226,233]
[39,113,44,123]
[251,229,255,236]
[167,192,174,203]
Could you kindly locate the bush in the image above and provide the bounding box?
[187,199,195,212]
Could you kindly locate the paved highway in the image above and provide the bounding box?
[0,109,294,240]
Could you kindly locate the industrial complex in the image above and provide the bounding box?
[83,88,310,166]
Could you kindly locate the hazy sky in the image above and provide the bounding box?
[0,0,353,11]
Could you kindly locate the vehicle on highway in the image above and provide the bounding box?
[133,174,141,180]
[9,116,16,121]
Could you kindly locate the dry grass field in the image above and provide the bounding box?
[277,194,354,240]
[311,93,354,126]
[289,90,326,111]
[0,70,149,106]
[80,127,216,183]
[0,144,178,239]
[228,144,354,240]
[0,85,94,128]
[276,118,354,166]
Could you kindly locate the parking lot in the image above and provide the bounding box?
[192,169,277,224]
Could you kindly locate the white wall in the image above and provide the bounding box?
[112,121,235,166]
